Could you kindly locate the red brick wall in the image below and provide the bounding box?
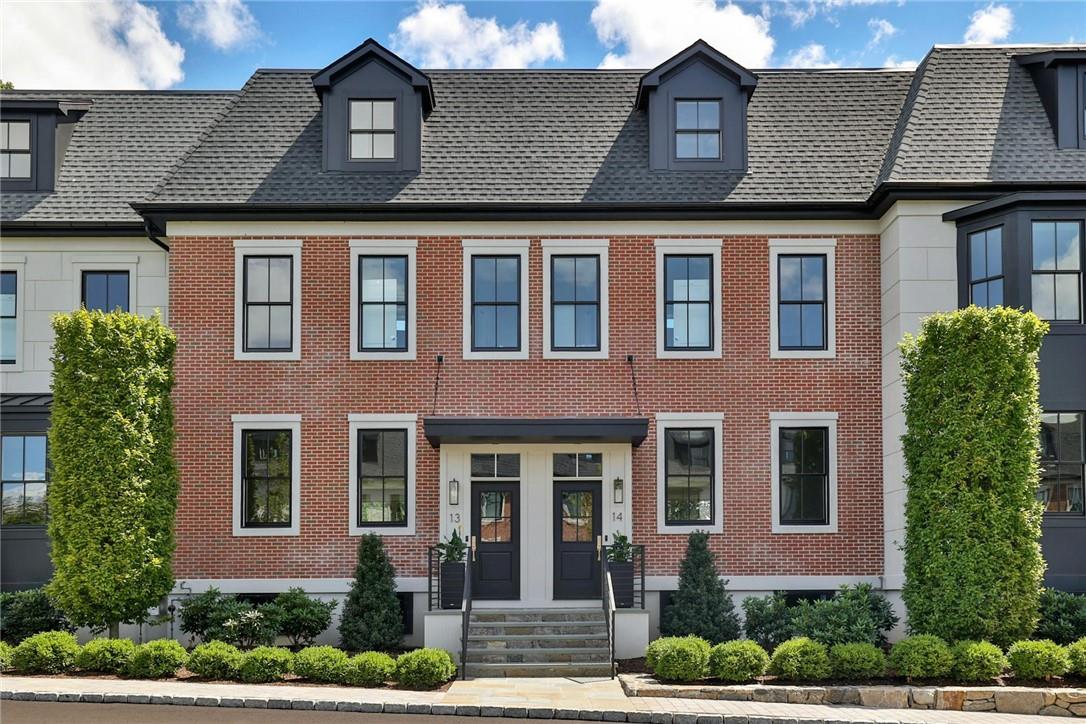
[169,234,882,579]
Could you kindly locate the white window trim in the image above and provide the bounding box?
[462,239,530,360]
[655,239,723,359]
[0,256,26,371]
[71,256,139,314]
[348,413,417,536]
[768,238,836,359]
[234,239,302,361]
[349,239,417,360]
[770,411,839,534]
[542,239,609,360]
[655,412,724,534]
[232,414,302,537]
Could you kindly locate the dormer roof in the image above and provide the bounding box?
[311,37,435,115]
[636,39,758,109]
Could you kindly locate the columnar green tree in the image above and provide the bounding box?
[47,310,178,637]
[900,306,1046,646]
[661,531,741,643]
[339,534,403,651]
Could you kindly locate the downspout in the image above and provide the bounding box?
[144,218,169,252]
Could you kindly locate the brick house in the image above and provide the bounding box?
[1,40,1084,667]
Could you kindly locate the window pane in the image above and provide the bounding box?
[471,454,494,478]
[8,122,29,150]
[1032,274,1056,320]
[246,306,270,349]
[553,304,575,348]
[1056,222,1081,270]
[801,476,827,523]
[473,305,495,348]
[350,133,372,159]
[697,132,719,159]
[386,480,407,522]
[372,101,394,130]
[686,257,711,301]
[698,101,719,130]
[359,478,385,521]
[1034,222,1057,270]
[575,304,598,348]
[1040,413,1062,461]
[2,482,22,524]
[473,257,496,302]
[267,258,291,303]
[350,101,372,130]
[971,281,988,307]
[802,257,824,301]
[84,272,107,310]
[801,303,824,348]
[22,437,46,481]
[969,232,986,281]
[268,306,292,348]
[361,257,385,301]
[779,257,802,301]
[675,133,698,158]
[246,257,269,303]
[0,155,8,178]
[496,453,520,477]
[779,304,801,348]
[686,430,712,475]
[266,477,291,523]
[668,303,687,347]
[0,319,14,361]
[665,257,687,301]
[799,429,827,474]
[372,132,395,159]
[2,436,23,481]
[386,257,407,302]
[495,258,519,302]
[553,258,575,302]
[987,278,1004,307]
[360,432,381,476]
[676,101,698,129]
[0,122,7,150]
[575,257,597,302]
[987,228,1002,276]
[687,303,710,348]
[22,482,47,524]
[553,453,576,477]
[107,273,129,312]
[0,271,15,315]
[9,153,30,178]
[495,305,519,348]
[1054,274,1081,321]
[382,431,407,476]
[361,304,384,348]
[578,453,602,478]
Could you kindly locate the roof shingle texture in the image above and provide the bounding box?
[1,91,237,224]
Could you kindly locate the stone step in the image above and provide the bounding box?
[467,635,608,650]
[464,647,611,664]
[464,661,614,678]
[469,609,605,623]
[468,622,608,637]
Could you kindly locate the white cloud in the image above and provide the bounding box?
[779,0,894,28]
[867,18,896,46]
[391,1,563,68]
[783,42,841,68]
[0,0,184,89]
[591,0,775,69]
[963,3,1013,44]
[177,0,260,51]
[883,55,918,69]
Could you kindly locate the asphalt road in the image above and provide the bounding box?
[3,701,538,723]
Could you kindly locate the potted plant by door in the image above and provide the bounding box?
[437,530,467,609]
[608,532,635,609]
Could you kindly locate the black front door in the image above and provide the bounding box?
[553,482,602,599]
[471,482,520,600]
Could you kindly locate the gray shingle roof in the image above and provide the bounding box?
[149,67,914,206]
[879,45,1086,185]
[1,91,237,225]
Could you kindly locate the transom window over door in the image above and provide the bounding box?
[1,271,16,364]
[241,429,292,528]
[553,452,603,478]
[663,428,714,525]
[471,255,521,351]
[1032,221,1082,321]
[779,427,829,526]
[675,100,720,160]
[1,434,48,525]
[664,254,712,351]
[551,255,600,351]
[359,256,407,351]
[244,256,293,352]
[968,226,1004,308]
[777,254,826,350]
[0,121,31,179]
[1039,412,1084,515]
[82,271,129,313]
[349,100,395,160]
[358,429,408,526]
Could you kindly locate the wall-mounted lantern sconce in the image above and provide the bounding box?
[449,478,459,506]
[613,476,624,505]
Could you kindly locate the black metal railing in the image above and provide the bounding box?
[427,544,441,611]
[632,544,646,610]
[460,539,474,679]
[601,545,616,678]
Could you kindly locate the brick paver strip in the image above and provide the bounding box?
[0,674,1074,722]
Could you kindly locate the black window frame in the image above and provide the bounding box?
[358,254,409,353]
[240,428,293,529]
[470,254,522,352]
[1030,219,1084,323]
[663,427,715,526]
[778,426,830,527]
[0,433,49,527]
[357,428,409,528]
[348,98,396,162]
[1038,411,1085,517]
[674,98,722,161]
[663,254,714,352]
[80,270,130,313]
[967,225,1005,309]
[242,255,294,353]
[550,254,601,352]
[1,270,16,364]
[0,119,32,180]
[776,253,828,351]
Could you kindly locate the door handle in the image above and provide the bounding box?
[596,535,602,561]
[471,536,477,562]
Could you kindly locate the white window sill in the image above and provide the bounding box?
[542,349,609,360]
[770,349,835,360]
[232,526,300,538]
[350,350,417,361]
[657,522,723,535]
[463,349,529,361]
[772,523,839,535]
[235,351,301,362]
[657,349,723,360]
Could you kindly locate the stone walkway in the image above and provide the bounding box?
[0,674,1063,723]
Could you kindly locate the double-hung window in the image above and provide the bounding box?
[656,413,723,534]
[232,415,300,536]
[551,255,600,351]
[349,100,395,160]
[663,255,712,351]
[675,100,721,160]
[771,412,838,533]
[1038,412,1084,516]
[359,256,407,351]
[358,429,408,526]
[0,120,31,179]
[1,434,48,526]
[968,226,1004,308]
[234,240,301,360]
[471,256,520,351]
[1,271,16,364]
[1031,221,1083,322]
[777,255,827,351]
[81,270,130,313]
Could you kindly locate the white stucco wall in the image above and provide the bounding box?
[0,237,168,393]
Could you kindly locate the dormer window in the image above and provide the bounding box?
[349,100,395,160]
[675,100,721,160]
[0,121,31,179]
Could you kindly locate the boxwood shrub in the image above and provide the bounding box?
[343,651,396,686]
[1067,637,1086,677]
[707,640,768,682]
[126,640,188,679]
[888,634,953,680]
[1036,588,1086,645]
[1007,640,1070,680]
[647,636,710,682]
[828,642,885,679]
[187,641,244,680]
[12,631,80,674]
[238,646,294,683]
[768,637,829,681]
[293,645,349,683]
[394,648,457,689]
[951,640,1007,683]
[0,589,73,645]
[76,638,136,674]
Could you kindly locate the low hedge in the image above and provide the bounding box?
[707,640,768,682]
[343,651,395,686]
[394,648,457,689]
[951,641,1007,683]
[76,638,136,674]
[126,640,188,679]
[647,636,710,682]
[12,631,80,674]
[293,645,349,683]
[1007,640,1069,680]
[0,641,14,671]
[888,635,953,680]
[1068,637,1086,677]
[769,637,830,681]
[238,646,294,683]
[187,641,244,680]
[828,642,885,679]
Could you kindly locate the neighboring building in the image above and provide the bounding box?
[1,40,1083,657]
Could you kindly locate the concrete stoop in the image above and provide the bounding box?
[465,608,614,677]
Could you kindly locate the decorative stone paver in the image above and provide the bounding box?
[0,674,1073,723]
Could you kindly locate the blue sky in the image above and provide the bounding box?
[2,1,1083,90]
